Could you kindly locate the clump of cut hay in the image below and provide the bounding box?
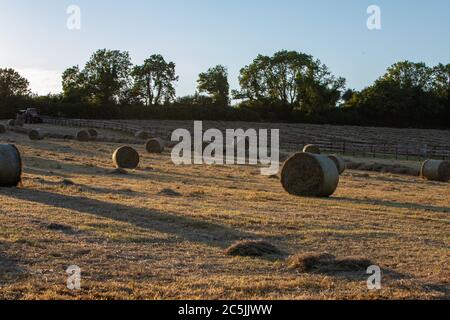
[88,129,98,139]
[288,253,372,273]
[76,130,90,142]
[135,130,150,140]
[420,160,450,182]
[281,152,339,197]
[28,129,43,141]
[0,124,6,134]
[303,144,321,154]
[225,240,282,257]
[112,146,140,169]
[146,138,165,154]
[7,119,15,126]
[0,144,22,187]
[328,154,346,174]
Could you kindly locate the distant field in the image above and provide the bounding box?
[0,122,449,299]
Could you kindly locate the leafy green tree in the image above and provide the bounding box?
[62,49,132,104]
[197,65,230,106]
[132,54,178,106]
[0,68,31,99]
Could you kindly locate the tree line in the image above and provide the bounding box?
[0,49,449,128]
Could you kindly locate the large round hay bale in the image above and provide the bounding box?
[7,119,15,126]
[0,124,6,134]
[0,144,22,187]
[303,144,321,154]
[328,154,346,174]
[88,129,98,139]
[281,152,339,197]
[76,130,90,142]
[112,146,140,169]
[14,118,24,127]
[28,129,43,141]
[145,138,164,154]
[420,160,450,182]
[135,130,150,140]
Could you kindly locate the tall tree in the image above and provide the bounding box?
[0,68,31,99]
[132,54,178,106]
[197,65,230,106]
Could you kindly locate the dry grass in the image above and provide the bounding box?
[0,122,449,300]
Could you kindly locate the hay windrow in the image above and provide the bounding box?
[76,130,90,142]
[146,138,165,154]
[281,152,339,197]
[303,144,321,154]
[112,146,140,169]
[328,154,346,174]
[421,160,450,182]
[225,240,282,257]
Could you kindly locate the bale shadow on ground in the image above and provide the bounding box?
[0,242,27,285]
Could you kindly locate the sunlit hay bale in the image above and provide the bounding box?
[281,152,339,197]
[112,146,140,169]
[76,130,90,142]
[328,154,346,174]
[88,129,98,139]
[225,240,282,257]
[0,144,22,187]
[303,144,321,154]
[135,130,150,140]
[7,119,15,126]
[0,124,6,134]
[145,138,165,154]
[420,160,450,182]
[28,129,43,141]
[287,253,335,272]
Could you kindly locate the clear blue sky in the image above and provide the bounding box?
[1,0,449,96]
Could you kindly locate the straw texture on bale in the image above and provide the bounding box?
[0,144,22,187]
[420,160,450,182]
[135,130,150,140]
[76,130,90,142]
[88,129,98,138]
[303,144,321,154]
[145,138,165,154]
[7,119,15,126]
[28,129,43,141]
[281,152,339,197]
[328,154,346,174]
[0,124,6,134]
[112,146,140,169]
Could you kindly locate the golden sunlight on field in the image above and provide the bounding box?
[0,122,449,300]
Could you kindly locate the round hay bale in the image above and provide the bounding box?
[76,130,90,142]
[7,119,15,126]
[0,144,22,187]
[145,138,165,154]
[28,129,43,141]
[14,118,24,127]
[281,152,339,197]
[303,144,321,154]
[112,146,140,169]
[328,154,346,174]
[88,129,98,139]
[420,160,450,182]
[0,124,6,134]
[135,130,150,140]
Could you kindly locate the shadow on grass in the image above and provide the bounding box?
[0,242,27,285]
[1,188,249,249]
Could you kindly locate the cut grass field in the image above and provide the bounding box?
[0,123,449,300]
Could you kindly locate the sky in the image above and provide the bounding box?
[1,0,449,96]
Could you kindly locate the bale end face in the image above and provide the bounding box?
[303,144,321,154]
[421,160,450,182]
[112,146,140,169]
[281,152,339,197]
[28,129,43,141]
[76,130,90,142]
[146,138,165,154]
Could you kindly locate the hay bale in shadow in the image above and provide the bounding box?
[28,129,43,141]
[146,138,165,154]
[76,130,90,142]
[328,154,346,174]
[303,144,321,154]
[88,129,98,139]
[281,152,339,197]
[225,240,282,257]
[135,130,150,140]
[112,146,140,169]
[421,160,450,182]
[0,144,22,187]
[14,118,24,127]
[0,124,6,134]
[7,119,15,127]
